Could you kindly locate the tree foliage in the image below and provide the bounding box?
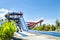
[31,19,60,31]
[32,24,56,31]
[55,19,60,31]
[0,20,17,40]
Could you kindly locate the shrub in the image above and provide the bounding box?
[0,20,17,40]
[32,26,44,31]
[44,25,50,31]
[50,25,56,31]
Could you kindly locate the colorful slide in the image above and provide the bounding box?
[5,12,60,37]
[19,16,60,37]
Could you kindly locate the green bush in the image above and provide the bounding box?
[50,25,56,31]
[32,26,44,31]
[31,19,60,31]
[44,26,50,31]
[0,20,17,40]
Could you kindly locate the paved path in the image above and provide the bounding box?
[13,32,60,40]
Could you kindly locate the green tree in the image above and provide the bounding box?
[55,19,60,31]
[51,25,56,31]
[44,24,50,31]
[42,24,46,30]
[32,26,44,31]
[56,19,60,27]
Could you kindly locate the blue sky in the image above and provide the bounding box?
[0,0,60,24]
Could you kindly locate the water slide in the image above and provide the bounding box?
[14,17,47,40]
[5,13,60,40]
[16,17,36,36]
[18,17,60,37]
[20,17,29,31]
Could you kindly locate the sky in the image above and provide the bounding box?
[0,0,60,25]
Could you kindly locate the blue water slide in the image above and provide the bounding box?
[20,17,29,31]
[20,17,60,37]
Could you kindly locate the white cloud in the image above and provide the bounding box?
[40,17,44,20]
[42,19,55,25]
[0,8,13,19]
